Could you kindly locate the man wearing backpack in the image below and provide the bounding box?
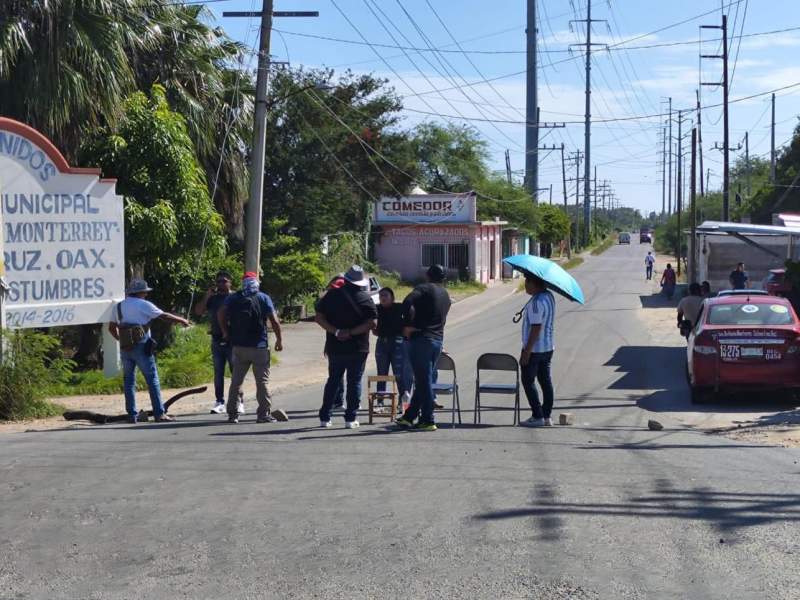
[217,272,283,424]
[108,279,190,423]
[315,265,378,428]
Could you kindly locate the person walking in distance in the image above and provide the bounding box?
[395,265,451,432]
[109,279,190,423]
[217,272,283,424]
[519,275,556,427]
[193,271,244,415]
[372,287,412,407]
[315,265,378,428]
[645,251,655,281]
[661,263,677,299]
[729,262,749,290]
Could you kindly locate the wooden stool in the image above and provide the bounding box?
[367,376,398,424]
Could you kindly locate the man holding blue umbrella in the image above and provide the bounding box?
[519,274,556,427]
[503,254,584,428]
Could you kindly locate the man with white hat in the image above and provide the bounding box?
[315,265,378,428]
[108,279,190,423]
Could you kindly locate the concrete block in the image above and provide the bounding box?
[272,408,289,422]
[559,413,574,426]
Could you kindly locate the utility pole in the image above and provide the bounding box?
[696,89,705,197]
[505,149,512,185]
[770,93,777,183]
[744,131,750,198]
[570,3,606,245]
[524,0,538,201]
[660,126,667,215]
[549,184,553,205]
[224,3,318,273]
[677,109,683,277]
[690,128,697,284]
[701,14,730,220]
[560,144,570,258]
[667,97,673,214]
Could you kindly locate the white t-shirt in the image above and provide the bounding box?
[645,254,655,266]
[521,291,556,353]
[115,297,163,327]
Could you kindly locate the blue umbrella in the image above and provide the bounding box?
[503,255,585,304]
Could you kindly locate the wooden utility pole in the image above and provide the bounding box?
[505,149,512,185]
[696,89,705,197]
[770,93,777,183]
[224,3,318,273]
[677,109,683,277]
[525,0,538,200]
[690,128,697,284]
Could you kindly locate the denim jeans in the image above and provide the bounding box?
[402,336,442,425]
[375,336,412,395]
[211,339,233,404]
[646,265,653,280]
[320,352,368,423]
[521,350,554,419]
[121,340,165,417]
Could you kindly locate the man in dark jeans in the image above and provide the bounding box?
[194,270,243,415]
[519,275,556,427]
[395,264,451,432]
[315,265,378,428]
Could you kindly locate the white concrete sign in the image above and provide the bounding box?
[375,192,477,224]
[1,118,125,329]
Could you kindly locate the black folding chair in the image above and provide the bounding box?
[474,353,520,425]
[432,352,461,427]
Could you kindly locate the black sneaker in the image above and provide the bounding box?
[228,415,239,424]
[257,414,277,423]
[127,415,138,424]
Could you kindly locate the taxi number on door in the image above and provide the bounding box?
[720,345,740,359]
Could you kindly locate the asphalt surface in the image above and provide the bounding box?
[2,242,799,600]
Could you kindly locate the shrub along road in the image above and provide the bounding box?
[1,244,798,599]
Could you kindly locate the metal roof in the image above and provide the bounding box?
[696,220,800,236]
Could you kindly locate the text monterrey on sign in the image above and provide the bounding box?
[0,117,125,329]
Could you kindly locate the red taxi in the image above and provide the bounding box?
[686,291,800,403]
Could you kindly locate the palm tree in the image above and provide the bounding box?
[0,1,252,240]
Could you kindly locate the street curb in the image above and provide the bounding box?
[447,284,521,328]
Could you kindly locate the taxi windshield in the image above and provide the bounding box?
[707,302,794,326]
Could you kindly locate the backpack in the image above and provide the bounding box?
[116,302,147,351]
[227,292,264,346]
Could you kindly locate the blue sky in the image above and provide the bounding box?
[207,0,800,216]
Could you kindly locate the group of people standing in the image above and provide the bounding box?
[112,263,559,432]
[315,264,451,431]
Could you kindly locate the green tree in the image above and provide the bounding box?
[80,86,226,311]
[535,204,571,245]
[260,219,326,307]
[412,122,488,191]
[263,69,416,244]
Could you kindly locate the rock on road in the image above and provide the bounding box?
[1,242,798,600]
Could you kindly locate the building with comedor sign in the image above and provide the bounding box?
[372,190,509,284]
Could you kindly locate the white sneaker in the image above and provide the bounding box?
[210,402,225,414]
[320,420,332,428]
[237,402,245,415]
[524,417,546,427]
[543,418,553,427]
[345,420,360,429]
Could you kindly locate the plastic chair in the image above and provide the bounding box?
[474,353,520,425]
[432,352,462,427]
[366,376,398,424]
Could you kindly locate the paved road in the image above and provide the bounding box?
[2,243,799,600]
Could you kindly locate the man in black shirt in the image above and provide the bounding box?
[315,265,378,428]
[396,264,451,432]
[193,271,243,415]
